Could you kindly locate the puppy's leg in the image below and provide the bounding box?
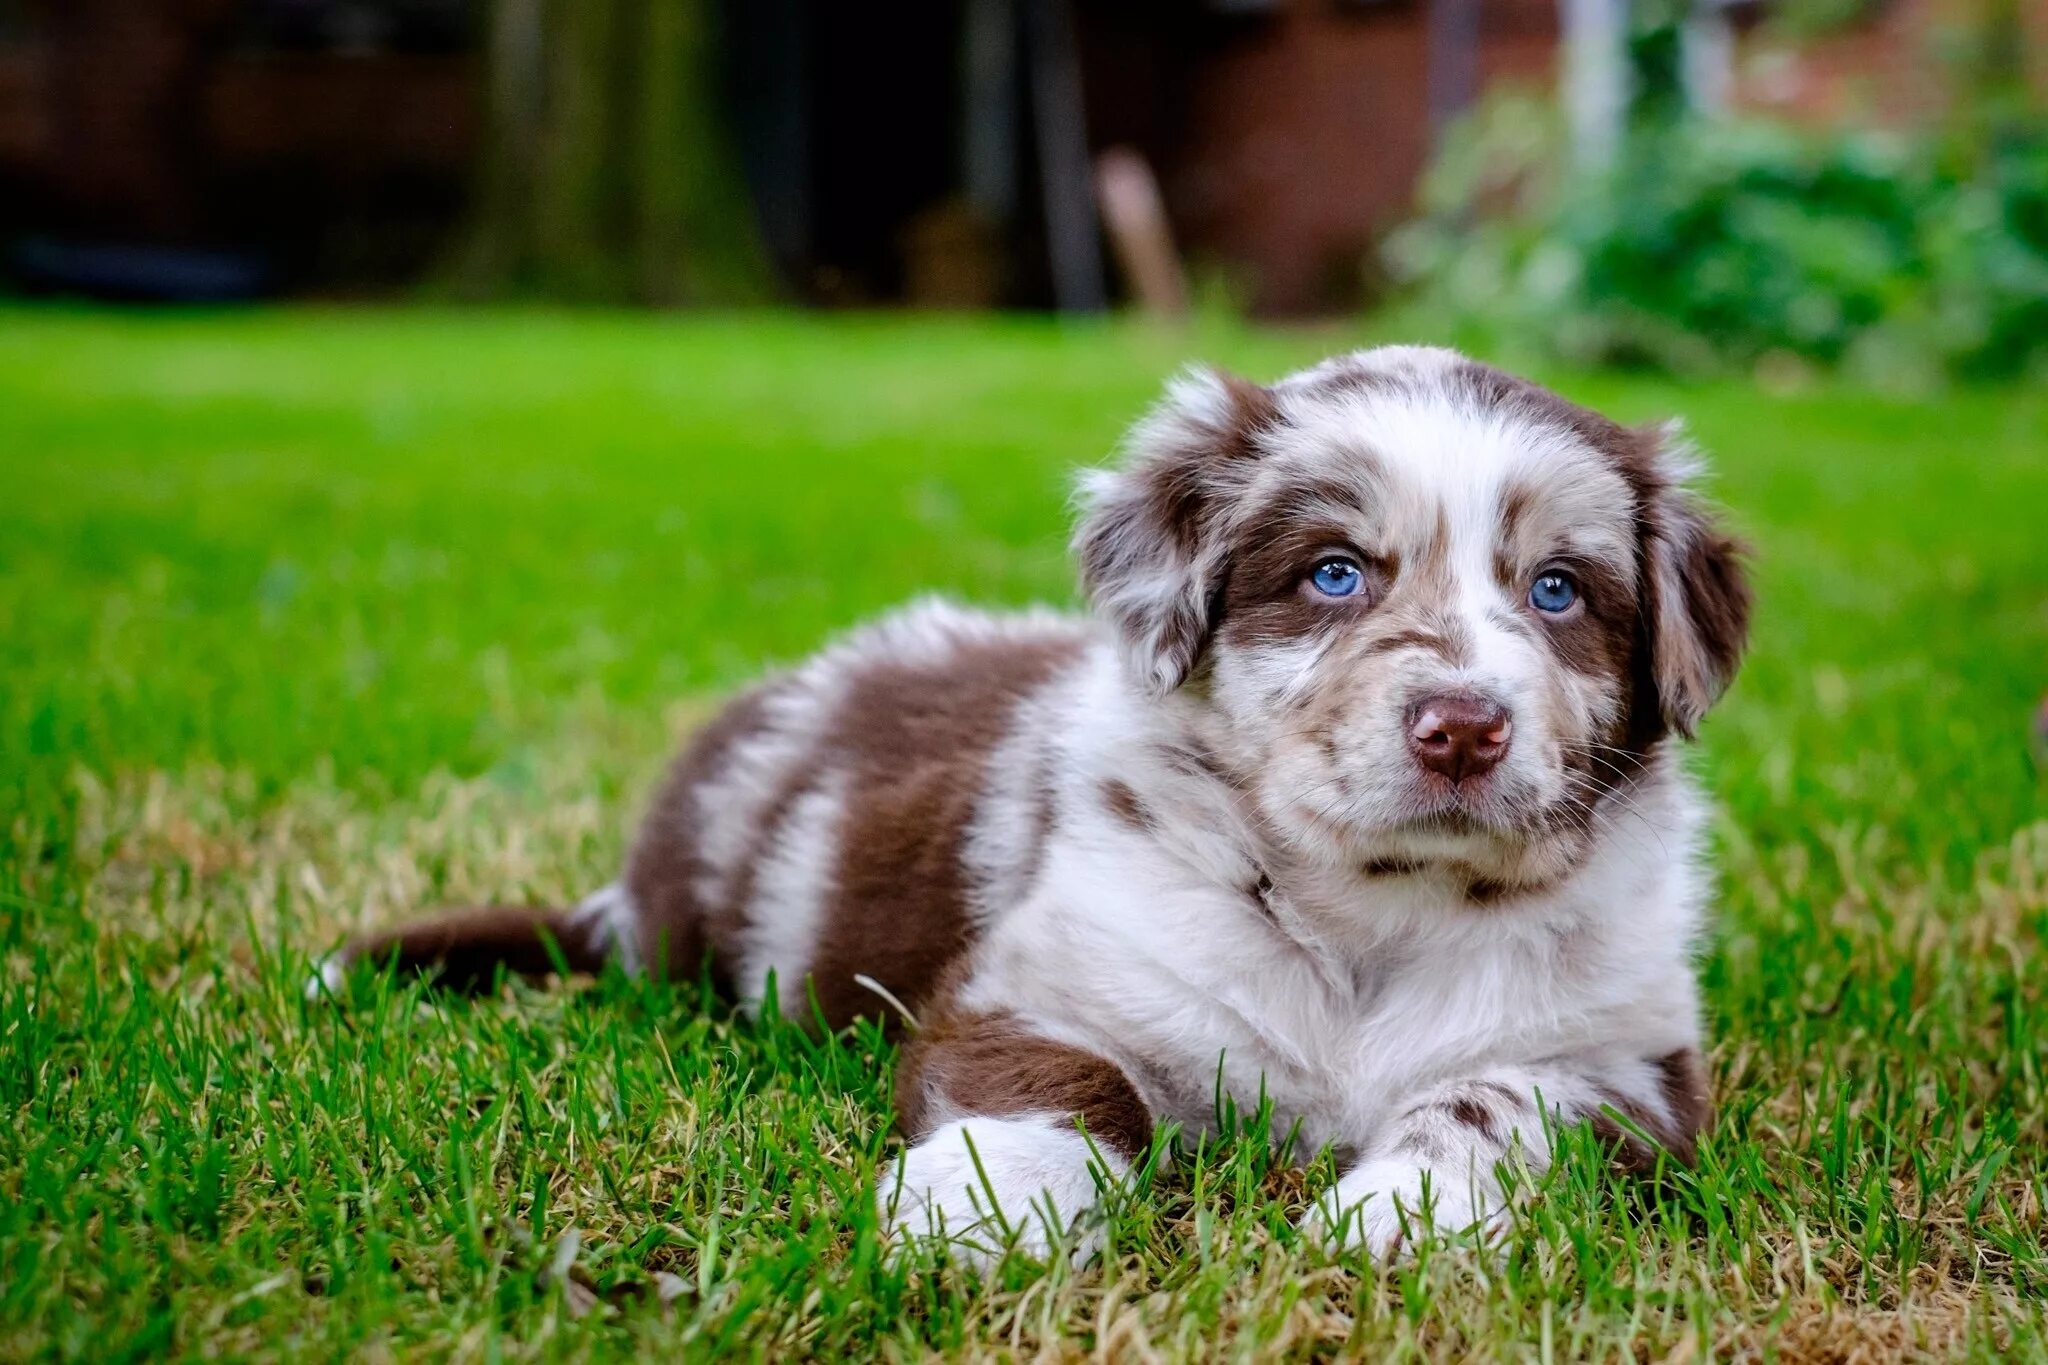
[1305,1048,1709,1258]
[881,1010,1152,1266]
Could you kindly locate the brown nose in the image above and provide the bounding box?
[1407,693,1513,783]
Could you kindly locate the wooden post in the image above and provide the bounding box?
[1095,147,1187,318]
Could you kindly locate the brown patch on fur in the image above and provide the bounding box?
[1010,746,1060,903]
[1472,1079,1526,1111]
[1312,729,1342,765]
[1491,482,1542,594]
[1216,371,1283,446]
[623,683,781,987]
[805,636,1082,1030]
[1468,869,1570,908]
[339,906,609,992]
[1655,1047,1712,1152]
[1414,504,1454,591]
[1447,1095,1498,1141]
[1361,857,1426,878]
[1361,627,1461,663]
[1215,507,1392,655]
[1247,872,1280,924]
[898,1005,1154,1161]
[1533,558,1636,688]
[1465,878,1512,906]
[1260,470,1383,525]
[1134,377,1280,559]
[1589,1046,1710,1172]
[1496,482,1535,559]
[1216,583,1361,658]
[1157,739,1231,785]
[1100,778,1155,832]
[1208,461,1406,657]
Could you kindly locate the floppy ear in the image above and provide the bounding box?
[1073,367,1276,694]
[1638,430,1753,738]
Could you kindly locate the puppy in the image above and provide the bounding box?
[321,346,1750,1262]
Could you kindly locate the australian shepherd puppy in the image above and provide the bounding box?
[321,346,1751,1263]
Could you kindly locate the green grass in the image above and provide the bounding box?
[2,307,2044,1361]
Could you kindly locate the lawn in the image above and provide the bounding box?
[1,308,2044,1361]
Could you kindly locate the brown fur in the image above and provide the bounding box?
[898,1005,1154,1161]
[1447,1095,1497,1141]
[624,683,778,986]
[1100,778,1156,833]
[803,637,1080,1029]
[1010,754,1061,913]
[1589,1046,1711,1171]
[1361,627,1462,664]
[339,906,609,992]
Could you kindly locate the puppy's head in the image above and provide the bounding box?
[1076,347,1750,887]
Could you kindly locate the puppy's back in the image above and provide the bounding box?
[621,601,1088,1026]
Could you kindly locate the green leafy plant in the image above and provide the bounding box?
[1385,94,2048,384]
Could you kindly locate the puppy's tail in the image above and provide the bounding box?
[310,885,633,996]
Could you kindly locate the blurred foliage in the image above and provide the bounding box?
[1386,7,2048,386]
[1767,0,1886,41]
[442,0,772,305]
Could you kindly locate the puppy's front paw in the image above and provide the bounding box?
[1299,1158,1501,1260]
[877,1115,1124,1270]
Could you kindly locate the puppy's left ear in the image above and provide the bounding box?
[1074,367,1276,694]
[1639,427,1753,738]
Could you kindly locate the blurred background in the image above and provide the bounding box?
[0,0,2040,379]
[2,19,2045,1351]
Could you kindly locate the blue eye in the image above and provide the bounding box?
[1529,572,1578,613]
[1310,557,1364,598]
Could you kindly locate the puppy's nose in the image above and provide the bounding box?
[1407,693,1513,783]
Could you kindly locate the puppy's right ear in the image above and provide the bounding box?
[1073,367,1276,694]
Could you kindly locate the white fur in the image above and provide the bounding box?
[878,1113,1129,1267]
[1304,1153,1504,1258]
[735,771,850,1015]
[687,680,845,916]
[568,881,642,973]
[960,693,1061,930]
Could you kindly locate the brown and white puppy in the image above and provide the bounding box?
[319,346,1750,1263]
